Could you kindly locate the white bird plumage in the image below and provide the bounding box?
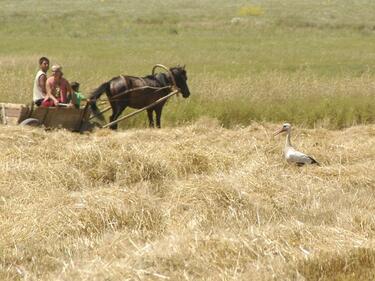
[274,123,319,166]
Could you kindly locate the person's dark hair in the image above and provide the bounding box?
[71,81,80,91]
[39,57,49,65]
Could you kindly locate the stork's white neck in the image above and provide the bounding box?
[285,129,292,148]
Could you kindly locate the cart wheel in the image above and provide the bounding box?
[19,118,41,127]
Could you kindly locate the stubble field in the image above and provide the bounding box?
[1,122,375,280]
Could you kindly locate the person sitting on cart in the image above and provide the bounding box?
[68,81,86,109]
[42,65,74,108]
[33,57,49,106]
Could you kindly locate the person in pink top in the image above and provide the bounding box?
[42,65,74,107]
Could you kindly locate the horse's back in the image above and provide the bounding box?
[109,75,167,108]
[109,76,128,96]
[110,75,158,94]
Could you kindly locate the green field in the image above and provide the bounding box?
[0,0,375,129]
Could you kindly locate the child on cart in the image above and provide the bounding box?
[69,81,86,109]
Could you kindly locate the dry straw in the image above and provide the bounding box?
[1,120,374,280]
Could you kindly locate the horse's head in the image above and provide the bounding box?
[170,66,190,98]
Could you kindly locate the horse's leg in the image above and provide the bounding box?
[147,109,155,128]
[109,103,127,130]
[155,106,163,128]
[108,102,118,130]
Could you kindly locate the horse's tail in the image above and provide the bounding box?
[89,82,110,121]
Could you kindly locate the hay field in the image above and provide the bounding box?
[1,121,375,280]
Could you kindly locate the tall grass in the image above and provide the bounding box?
[155,72,375,129]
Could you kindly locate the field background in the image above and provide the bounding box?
[1,0,375,280]
[0,0,375,128]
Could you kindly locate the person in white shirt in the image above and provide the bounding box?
[33,57,49,106]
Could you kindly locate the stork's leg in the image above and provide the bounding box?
[147,109,154,128]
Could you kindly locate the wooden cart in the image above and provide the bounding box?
[0,102,92,132]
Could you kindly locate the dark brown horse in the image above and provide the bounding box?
[89,66,190,129]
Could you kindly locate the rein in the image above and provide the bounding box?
[106,85,173,102]
[105,64,181,103]
[90,85,174,120]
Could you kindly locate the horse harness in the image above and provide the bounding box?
[107,73,176,102]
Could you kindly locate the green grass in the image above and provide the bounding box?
[0,0,375,129]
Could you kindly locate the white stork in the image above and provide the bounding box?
[274,123,320,166]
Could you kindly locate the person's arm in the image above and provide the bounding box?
[66,81,75,107]
[38,74,47,98]
[79,92,86,100]
[46,80,59,105]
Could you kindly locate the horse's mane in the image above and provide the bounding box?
[145,74,156,80]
